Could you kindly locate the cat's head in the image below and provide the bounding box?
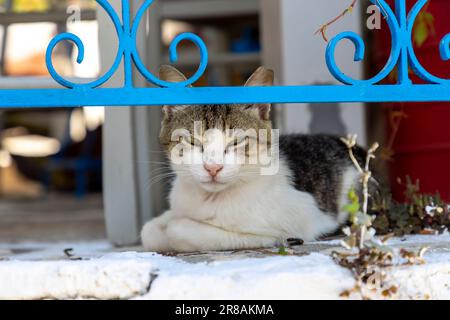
[159,65,276,193]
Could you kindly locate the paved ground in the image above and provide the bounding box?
[0,195,449,299]
[0,234,449,299]
[0,193,106,243]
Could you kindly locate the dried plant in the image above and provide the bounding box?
[340,134,379,249]
[316,0,435,44]
[335,135,428,299]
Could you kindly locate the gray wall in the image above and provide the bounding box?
[101,0,168,246]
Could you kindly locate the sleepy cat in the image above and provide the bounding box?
[141,65,367,253]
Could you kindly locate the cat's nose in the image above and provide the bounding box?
[204,164,224,177]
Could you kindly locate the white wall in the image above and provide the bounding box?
[261,0,367,145]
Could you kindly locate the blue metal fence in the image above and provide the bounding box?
[0,0,449,107]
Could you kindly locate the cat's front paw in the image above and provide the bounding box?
[141,219,171,252]
[165,219,201,252]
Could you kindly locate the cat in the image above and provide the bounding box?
[141,65,367,253]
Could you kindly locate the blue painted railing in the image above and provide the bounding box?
[0,0,449,107]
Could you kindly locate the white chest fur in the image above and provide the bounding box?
[169,160,340,242]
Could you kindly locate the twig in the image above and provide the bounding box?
[363,142,379,214]
[63,248,83,261]
[340,134,363,174]
[341,134,378,248]
[381,106,407,161]
[341,135,379,217]
[315,0,358,42]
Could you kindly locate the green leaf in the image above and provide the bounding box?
[424,12,434,24]
[278,246,288,255]
[414,21,429,47]
[344,202,360,215]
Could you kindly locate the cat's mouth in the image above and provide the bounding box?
[201,180,227,185]
[199,179,231,193]
[199,178,231,191]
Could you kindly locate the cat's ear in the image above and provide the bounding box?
[159,65,191,117]
[245,67,274,87]
[159,65,189,84]
[244,67,274,121]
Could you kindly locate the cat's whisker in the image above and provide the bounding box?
[138,164,173,170]
[145,173,177,190]
[119,160,172,173]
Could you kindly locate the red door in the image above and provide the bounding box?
[373,0,450,201]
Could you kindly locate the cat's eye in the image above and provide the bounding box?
[226,137,242,149]
[181,135,203,149]
[225,136,251,151]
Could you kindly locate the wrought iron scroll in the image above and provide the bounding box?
[45,0,208,89]
[326,0,449,85]
[0,0,449,107]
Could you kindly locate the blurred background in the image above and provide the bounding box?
[0,0,448,246]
